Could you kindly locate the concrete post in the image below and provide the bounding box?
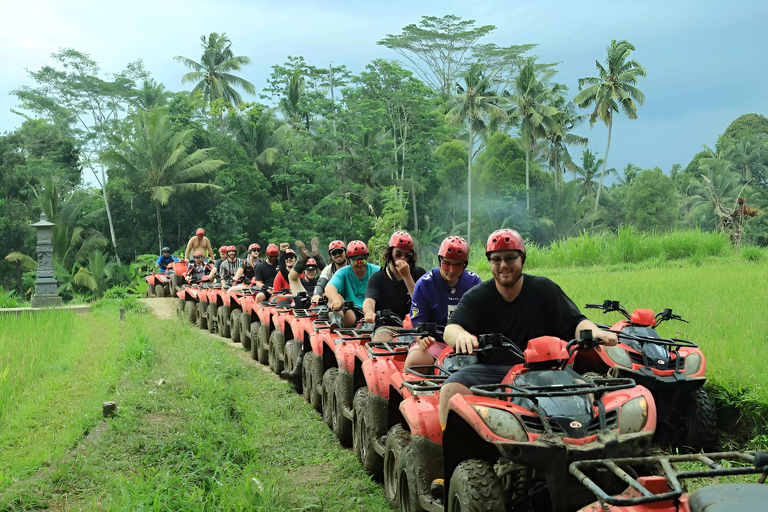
[30,213,62,309]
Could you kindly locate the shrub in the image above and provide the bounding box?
[740,245,765,262]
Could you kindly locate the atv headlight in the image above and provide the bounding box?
[619,397,648,434]
[471,405,528,441]
[604,346,632,368]
[684,353,701,375]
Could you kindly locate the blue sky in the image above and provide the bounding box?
[1,0,766,177]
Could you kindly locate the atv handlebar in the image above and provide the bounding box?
[612,329,698,348]
[470,377,636,400]
[475,333,526,361]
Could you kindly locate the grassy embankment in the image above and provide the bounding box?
[0,301,390,511]
[469,228,768,445]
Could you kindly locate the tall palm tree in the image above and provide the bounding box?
[133,79,172,110]
[541,92,588,188]
[104,110,225,251]
[575,149,603,200]
[575,39,646,215]
[174,32,256,106]
[509,58,560,210]
[446,63,508,245]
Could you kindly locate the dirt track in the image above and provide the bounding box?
[138,297,177,320]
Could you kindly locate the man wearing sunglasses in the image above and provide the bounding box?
[404,236,482,370]
[325,240,380,327]
[272,245,299,292]
[227,243,262,294]
[155,247,180,274]
[362,231,426,328]
[438,228,618,428]
[186,251,213,284]
[312,240,348,303]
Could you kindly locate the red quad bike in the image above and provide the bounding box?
[301,304,343,413]
[266,292,313,376]
[280,297,330,394]
[328,309,411,447]
[228,283,267,348]
[145,267,173,298]
[175,275,212,324]
[248,288,291,365]
[431,332,657,512]
[168,259,188,297]
[196,283,223,334]
[572,451,768,512]
[217,281,264,342]
[236,286,273,357]
[576,300,717,451]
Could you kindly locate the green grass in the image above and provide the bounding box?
[0,302,389,511]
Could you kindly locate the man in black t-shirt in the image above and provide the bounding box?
[439,228,618,428]
[253,243,280,303]
[363,231,426,339]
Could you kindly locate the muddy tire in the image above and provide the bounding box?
[154,283,165,298]
[322,368,338,429]
[332,369,354,446]
[239,311,250,348]
[269,330,286,375]
[447,459,504,512]
[176,298,186,319]
[353,387,387,477]
[302,352,323,412]
[207,302,217,333]
[218,305,231,338]
[230,309,241,343]
[146,284,154,298]
[197,302,208,330]
[170,276,177,297]
[256,324,270,365]
[185,301,197,324]
[684,388,718,452]
[249,321,261,360]
[383,424,411,505]
[398,450,426,512]
[283,339,303,394]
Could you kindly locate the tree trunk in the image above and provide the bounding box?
[593,118,613,221]
[100,164,121,265]
[411,183,419,238]
[467,123,473,247]
[525,148,531,211]
[156,200,164,253]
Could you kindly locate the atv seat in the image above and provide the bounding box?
[688,483,768,512]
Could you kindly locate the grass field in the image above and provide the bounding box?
[0,303,390,511]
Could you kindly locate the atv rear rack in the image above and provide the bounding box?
[569,451,768,506]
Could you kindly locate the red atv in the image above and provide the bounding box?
[576,300,717,451]
[145,269,173,298]
[168,260,188,296]
[266,292,313,376]
[281,298,330,394]
[301,308,341,413]
[405,333,656,512]
[572,451,768,512]
[175,275,212,324]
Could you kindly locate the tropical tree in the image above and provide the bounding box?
[575,39,646,215]
[133,79,172,110]
[446,63,508,244]
[174,32,256,106]
[540,93,588,188]
[104,109,225,251]
[574,149,603,200]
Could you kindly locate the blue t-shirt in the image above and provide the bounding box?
[328,263,381,307]
[410,267,482,328]
[156,254,180,268]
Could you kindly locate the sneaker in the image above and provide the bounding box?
[379,434,387,447]
[310,236,320,257]
[430,478,444,504]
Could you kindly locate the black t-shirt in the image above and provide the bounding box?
[241,256,260,281]
[448,275,586,365]
[255,260,278,287]
[365,265,427,320]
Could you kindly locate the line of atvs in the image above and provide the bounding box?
[160,277,766,512]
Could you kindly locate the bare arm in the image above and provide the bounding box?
[575,319,618,346]
[288,269,304,296]
[325,283,344,310]
[362,298,376,324]
[445,323,479,354]
[184,238,193,260]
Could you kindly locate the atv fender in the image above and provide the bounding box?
[361,356,398,399]
[399,395,442,444]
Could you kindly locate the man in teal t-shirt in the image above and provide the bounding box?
[325,240,380,327]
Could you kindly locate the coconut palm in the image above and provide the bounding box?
[446,63,508,245]
[104,109,224,251]
[174,32,256,106]
[574,149,603,200]
[575,39,646,215]
[133,79,172,110]
[540,92,588,188]
[508,58,561,210]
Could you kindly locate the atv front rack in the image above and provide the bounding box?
[401,365,451,393]
[569,451,768,506]
[366,339,412,357]
[470,378,636,399]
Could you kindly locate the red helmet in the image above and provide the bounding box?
[305,258,318,268]
[266,244,279,257]
[486,229,525,262]
[196,228,205,236]
[388,231,414,250]
[226,245,236,253]
[218,246,227,255]
[328,240,346,254]
[248,243,261,251]
[346,240,368,258]
[438,236,469,262]
[284,249,296,258]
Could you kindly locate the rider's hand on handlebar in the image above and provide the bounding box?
[594,329,618,346]
[455,333,479,354]
[418,336,436,350]
[364,311,376,324]
[311,294,321,305]
[329,298,344,310]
